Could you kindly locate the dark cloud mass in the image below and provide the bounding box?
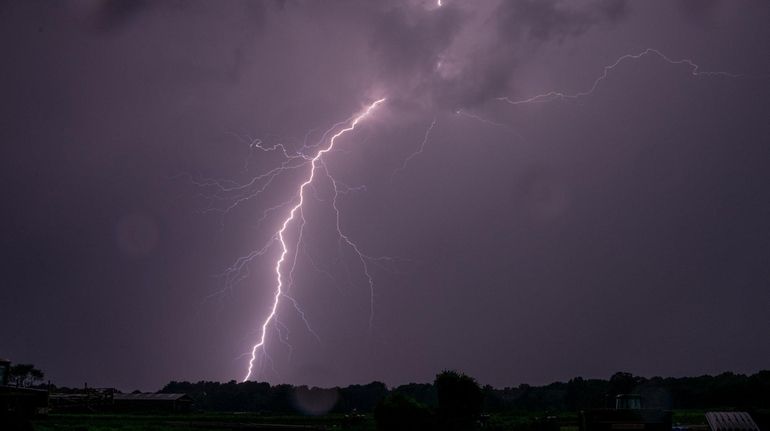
[92,0,151,32]
[497,0,628,42]
[1,0,769,391]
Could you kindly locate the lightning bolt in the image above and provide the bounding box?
[243,98,386,382]
[498,48,740,105]
[392,117,437,178]
[187,41,739,383]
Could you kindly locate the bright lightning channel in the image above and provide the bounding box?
[243,98,387,382]
[498,48,739,105]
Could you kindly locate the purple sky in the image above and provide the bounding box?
[2,0,769,392]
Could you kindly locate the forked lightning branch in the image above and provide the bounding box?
[243,99,387,381]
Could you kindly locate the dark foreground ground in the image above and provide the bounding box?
[30,413,371,431]
[23,410,713,431]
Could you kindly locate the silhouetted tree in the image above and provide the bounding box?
[566,377,586,409]
[336,381,388,412]
[482,384,505,412]
[9,364,44,387]
[374,392,433,431]
[607,372,644,405]
[393,382,438,407]
[435,370,483,430]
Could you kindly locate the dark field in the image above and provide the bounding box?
[28,410,714,431]
[32,412,371,431]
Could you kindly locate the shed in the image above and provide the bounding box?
[705,412,759,431]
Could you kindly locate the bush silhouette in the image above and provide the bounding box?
[374,392,433,431]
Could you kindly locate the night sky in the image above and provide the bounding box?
[2,0,769,392]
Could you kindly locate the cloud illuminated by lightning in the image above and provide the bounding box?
[186,39,741,383]
[243,98,386,382]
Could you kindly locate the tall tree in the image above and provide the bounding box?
[435,370,483,431]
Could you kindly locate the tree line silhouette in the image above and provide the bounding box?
[156,370,770,415]
[16,367,770,430]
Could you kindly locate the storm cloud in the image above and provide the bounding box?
[1,0,769,391]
